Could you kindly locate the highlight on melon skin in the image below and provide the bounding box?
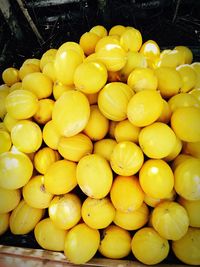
[0,151,33,190]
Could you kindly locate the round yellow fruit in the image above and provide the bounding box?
[114,202,149,231]
[127,90,163,127]
[174,157,200,201]
[83,105,109,141]
[34,218,67,251]
[11,120,42,153]
[110,175,144,212]
[0,187,21,213]
[52,90,90,137]
[110,141,144,176]
[139,122,176,158]
[96,43,127,72]
[131,227,169,265]
[98,82,134,121]
[74,61,107,94]
[0,151,33,189]
[127,67,158,92]
[99,225,131,259]
[152,201,189,240]
[172,227,200,265]
[49,194,81,230]
[34,146,60,174]
[22,72,53,99]
[155,67,182,98]
[2,67,20,86]
[76,154,113,199]
[5,89,39,120]
[22,175,53,209]
[64,223,100,264]
[58,133,93,162]
[10,199,44,235]
[44,160,77,195]
[171,106,200,142]
[139,159,174,199]
[81,197,115,229]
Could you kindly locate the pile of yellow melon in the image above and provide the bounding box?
[0,25,200,265]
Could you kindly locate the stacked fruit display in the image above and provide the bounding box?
[0,25,200,265]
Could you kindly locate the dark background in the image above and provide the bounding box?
[0,0,200,77]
